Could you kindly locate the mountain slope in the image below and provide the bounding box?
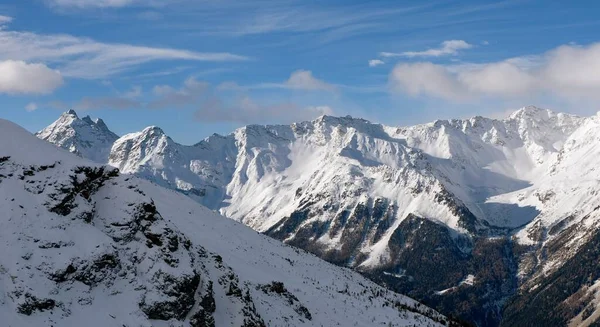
[392,106,583,228]
[2,118,452,327]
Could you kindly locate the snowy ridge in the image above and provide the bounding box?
[37,107,588,266]
[1,118,452,327]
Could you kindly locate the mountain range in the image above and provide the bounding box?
[0,117,455,326]
[36,106,600,327]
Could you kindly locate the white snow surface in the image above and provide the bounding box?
[2,118,449,326]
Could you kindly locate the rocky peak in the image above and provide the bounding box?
[81,115,94,125]
[36,111,119,163]
[314,114,371,126]
[93,118,110,131]
[141,125,165,135]
[507,105,549,120]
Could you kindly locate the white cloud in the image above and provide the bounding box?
[0,60,63,94]
[379,52,398,58]
[0,15,12,25]
[25,102,38,112]
[381,40,473,58]
[0,27,248,79]
[542,44,600,97]
[285,70,336,92]
[389,42,600,102]
[458,62,535,96]
[368,59,385,67]
[390,62,468,100]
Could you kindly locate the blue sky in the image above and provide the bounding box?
[1,0,600,144]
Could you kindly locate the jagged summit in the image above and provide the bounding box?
[508,105,553,119]
[141,125,164,134]
[36,110,119,163]
[313,114,371,125]
[81,115,94,124]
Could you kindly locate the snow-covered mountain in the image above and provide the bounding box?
[36,110,118,163]
[0,118,454,327]
[39,106,600,326]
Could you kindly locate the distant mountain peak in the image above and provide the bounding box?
[36,111,119,163]
[141,125,165,136]
[507,105,560,121]
[313,114,371,127]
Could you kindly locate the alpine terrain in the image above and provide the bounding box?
[38,106,600,327]
[0,118,456,326]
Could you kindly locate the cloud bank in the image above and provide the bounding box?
[389,42,600,101]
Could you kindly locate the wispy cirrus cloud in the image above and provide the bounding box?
[194,3,430,37]
[381,40,473,58]
[44,0,168,9]
[47,0,135,8]
[389,42,600,102]
[368,59,384,67]
[0,23,248,80]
